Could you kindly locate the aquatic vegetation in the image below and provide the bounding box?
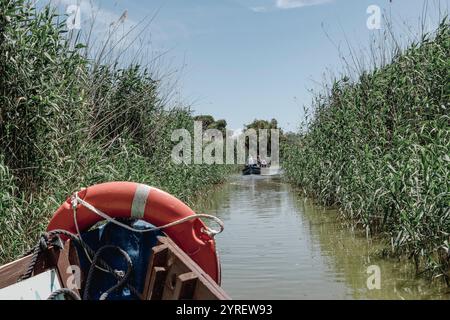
[283,19,450,283]
[0,0,233,263]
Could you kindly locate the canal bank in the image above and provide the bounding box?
[194,175,449,300]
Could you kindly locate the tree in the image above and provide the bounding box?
[209,119,227,135]
[193,115,215,131]
[244,119,283,158]
[193,115,227,135]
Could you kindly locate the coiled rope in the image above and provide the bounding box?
[83,245,133,300]
[19,230,144,300]
[47,288,81,300]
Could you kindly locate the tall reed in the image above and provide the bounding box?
[283,19,449,283]
[0,0,233,263]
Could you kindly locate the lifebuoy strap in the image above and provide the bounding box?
[131,184,151,219]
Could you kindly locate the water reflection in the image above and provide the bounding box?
[194,175,449,300]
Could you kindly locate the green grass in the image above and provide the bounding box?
[282,19,450,283]
[0,0,233,263]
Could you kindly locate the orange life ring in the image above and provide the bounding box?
[47,182,221,284]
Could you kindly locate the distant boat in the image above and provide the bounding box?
[242,165,261,176]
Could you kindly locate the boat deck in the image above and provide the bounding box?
[0,236,230,300]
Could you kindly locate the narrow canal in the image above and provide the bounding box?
[194,175,449,300]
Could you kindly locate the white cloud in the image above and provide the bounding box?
[250,6,268,13]
[49,0,137,30]
[45,0,165,56]
[276,0,333,9]
[248,0,333,13]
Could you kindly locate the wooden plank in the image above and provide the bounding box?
[150,244,169,267]
[192,281,222,300]
[161,250,192,300]
[0,240,82,295]
[172,272,198,300]
[0,248,58,290]
[143,244,169,297]
[0,255,34,290]
[52,240,82,296]
[146,267,167,300]
[157,236,230,300]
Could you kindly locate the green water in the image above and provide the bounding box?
[194,175,449,300]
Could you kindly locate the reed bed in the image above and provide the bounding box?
[283,19,449,283]
[0,0,233,263]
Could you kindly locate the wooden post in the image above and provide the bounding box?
[173,272,198,300]
[146,267,167,300]
[51,240,83,297]
[143,244,169,298]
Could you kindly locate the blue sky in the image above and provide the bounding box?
[51,0,448,131]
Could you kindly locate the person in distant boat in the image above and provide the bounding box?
[257,155,261,167]
[261,158,267,167]
[248,155,256,166]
